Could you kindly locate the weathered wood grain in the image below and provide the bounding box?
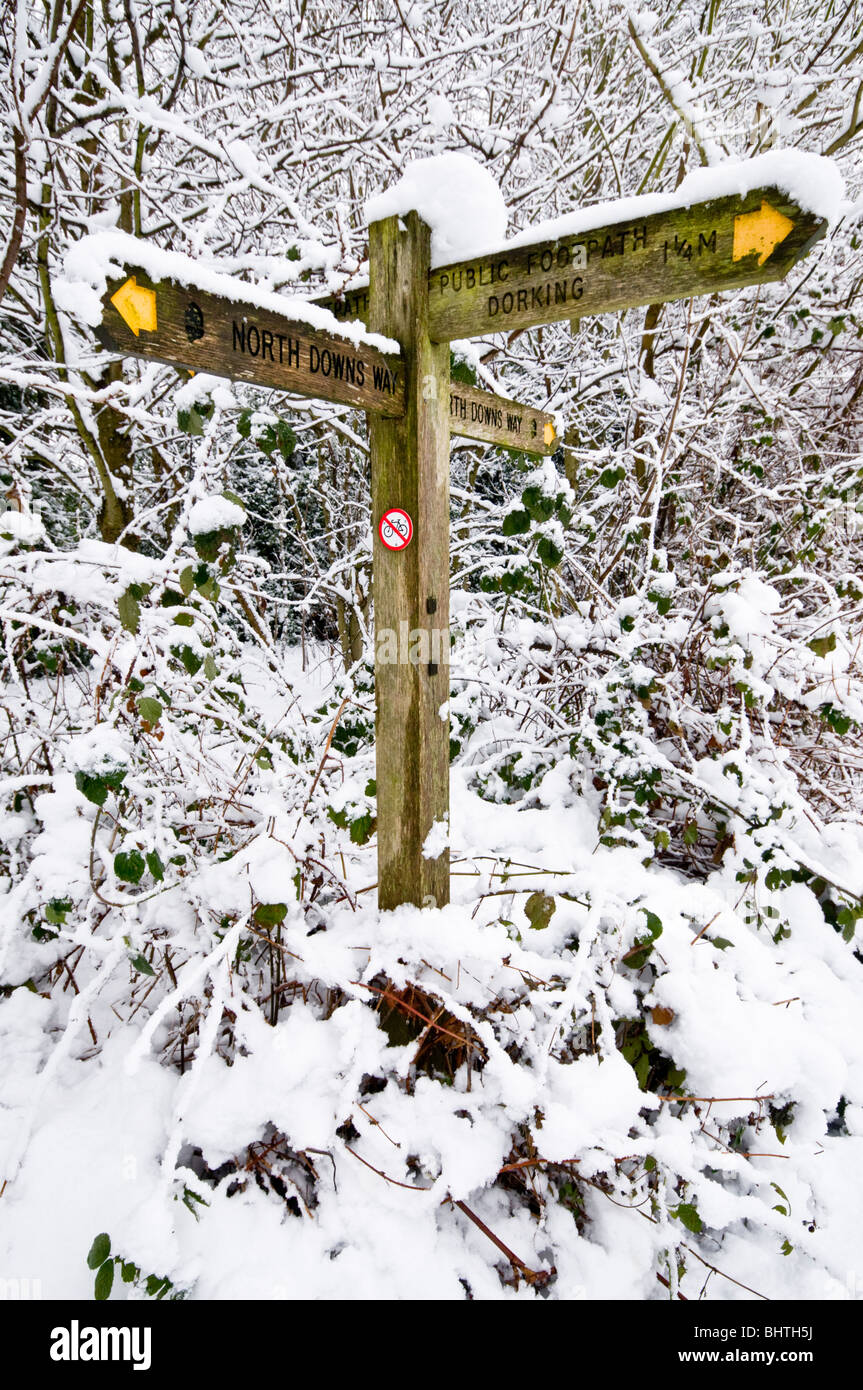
[449,381,557,455]
[97,268,405,416]
[369,213,451,910]
[425,187,826,340]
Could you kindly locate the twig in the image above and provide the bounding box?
[656,1271,688,1299]
[657,1094,774,1104]
[356,1103,400,1148]
[353,981,474,1050]
[343,1144,428,1191]
[301,693,350,814]
[452,1198,554,1288]
[690,910,722,946]
[498,1157,580,1174]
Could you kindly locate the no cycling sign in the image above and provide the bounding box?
[378,507,413,550]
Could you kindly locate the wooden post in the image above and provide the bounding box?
[368,212,450,910]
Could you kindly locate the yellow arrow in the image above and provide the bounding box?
[543,421,556,446]
[732,201,794,267]
[110,277,157,336]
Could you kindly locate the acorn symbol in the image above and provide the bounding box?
[184,301,204,343]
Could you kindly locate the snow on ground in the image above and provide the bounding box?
[1,639,862,1302]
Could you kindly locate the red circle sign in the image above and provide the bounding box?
[378,507,413,551]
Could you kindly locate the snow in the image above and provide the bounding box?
[187,494,247,536]
[59,230,401,355]
[365,154,508,261]
[422,815,450,859]
[333,149,844,315]
[2,616,863,1301]
[4,0,863,1314]
[425,94,454,133]
[504,151,845,256]
[0,508,44,548]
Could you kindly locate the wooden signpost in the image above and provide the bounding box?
[97,269,405,416]
[449,381,557,456]
[425,187,823,340]
[98,178,828,914]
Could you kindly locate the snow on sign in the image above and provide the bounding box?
[378,507,413,550]
[98,267,405,417]
[426,186,828,341]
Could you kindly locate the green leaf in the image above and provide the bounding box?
[258,426,278,456]
[819,703,851,735]
[145,850,165,883]
[781,1239,794,1256]
[121,1261,138,1284]
[643,910,663,939]
[94,1259,115,1301]
[115,850,145,884]
[525,891,556,930]
[711,936,734,951]
[624,946,651,971]
[536,535,564,568]
[502,509,531,536]
[137,697,163,724]
[807,633,837,658]
[45,897,72,925]
[175,644,203,676]
[79,775,109,807]
[501,569,527,594]
[254,903,288,927]
[450,354,477,386]
[160,588,187,608]
[349,812,375,846]
[75,768,126,806]
[648,590,673,616]
[193,531,228,563]
[87,1233,111,1270]
[118,588,141,635]
[599,466,625,488]
[129,953,155,976]
[521,486,556,522]
[179,565,196,597]
[672,1202,703,1234]
[203,653,218,681]
[276,422,296,460]
[178,407,204,436]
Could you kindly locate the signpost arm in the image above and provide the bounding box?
[368,212,451,910]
